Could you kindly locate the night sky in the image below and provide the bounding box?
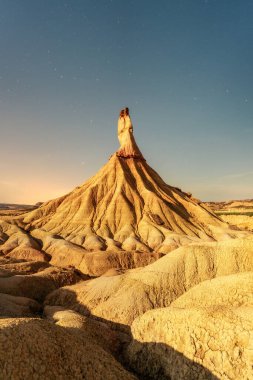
[0,0,252,203]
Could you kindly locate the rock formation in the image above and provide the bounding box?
[0,318,137,380]
[14,108,246,258]
[126,272,253,379]
[1,109,253,379]
[116,107,144,159]
[45,235,253,326]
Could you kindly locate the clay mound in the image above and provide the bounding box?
[29,228,161,276]
[0,293,41,317]
[0,253,86,317]
[45,235,253,326]
[6,247,49,262]
[14,109,247,255]
[21,154,240,253]
[0,259,50,276]
[0,265,82,302]
[171,270,253,309]
[126,272,253,380]
[44,306,127,355]
[0,318,137,380]
[0,220,159,276]
[0,220,40,254]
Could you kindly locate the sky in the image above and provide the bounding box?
[0,0,252,203]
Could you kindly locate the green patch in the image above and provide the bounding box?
[215,211,253,217]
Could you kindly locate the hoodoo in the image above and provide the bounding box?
[116,107,144,160]
[20,108,242,254]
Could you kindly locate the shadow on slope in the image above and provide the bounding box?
[0,317,136,380]
[45,288,219,380]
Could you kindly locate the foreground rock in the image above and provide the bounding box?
[0,318,137,380]
[0,266,83,302]
[126,272,253,380]
[0,256,84,316]
[45,236,253,326]
[0,293,41,317]
[44,306,129,355]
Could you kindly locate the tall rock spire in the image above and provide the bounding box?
[19,108,247,256]
[116,107,144,160]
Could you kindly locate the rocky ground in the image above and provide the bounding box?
[205,199,253,232]
[0,202,253,379]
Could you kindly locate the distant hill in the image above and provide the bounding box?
[205,199,253,211]
[0,203,38,211]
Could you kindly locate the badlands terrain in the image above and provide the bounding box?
[0,110,252,379]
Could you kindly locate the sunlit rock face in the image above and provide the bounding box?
[0,318,137,380]
[126,272,253,380]
[116,107,144,159]
[45,235,253,326]
[17,108,247,255]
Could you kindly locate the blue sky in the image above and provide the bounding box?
[0,0,252,203]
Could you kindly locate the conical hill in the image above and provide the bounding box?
[20,108,243,254]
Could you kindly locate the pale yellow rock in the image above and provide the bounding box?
[1,110,253,380]
[171,271,253,309]
[224,200,253,209]
[206,199,253,232]
[6,247,49,262]
[29,228,161,276]
[14,109,248,258]
[0,220,40,254]
[221,214,253,232]
[45,235,253,326]
[116,107,144,159]
[0,259,49,276]
[2,110,250,279]
[0,266,82,302]
[44,306,128,355]
[126,272,253,380]
[0,110,253,380]
[0,318,137,380]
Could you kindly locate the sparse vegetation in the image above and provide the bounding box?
[215,211,253,217]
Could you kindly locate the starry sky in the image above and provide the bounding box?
[0,0,252,203]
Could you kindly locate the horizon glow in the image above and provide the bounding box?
[0,0,252,204]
